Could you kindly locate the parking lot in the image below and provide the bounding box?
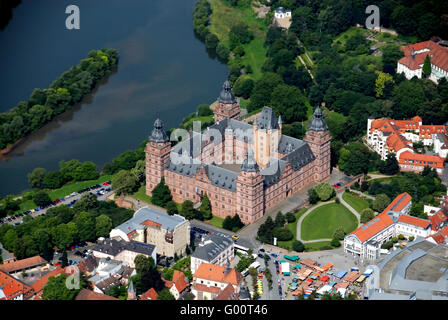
[0,182,112,226]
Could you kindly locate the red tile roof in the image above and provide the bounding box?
[0,256,47,273]
[349,213,394,243]
[399,151,445,168]
[170,270,189,293]
[75,288,119,300]
[193,263,242,286]
[399,40,448,72]
[216,283,238,300]
[397,214,431,229]
[428,233,446,244]
[193,283,222,295]
[429,210,447,231]
[382,192,412,214]
[140,288,158,300]
[0,270,33,300]
[31,267,66,294]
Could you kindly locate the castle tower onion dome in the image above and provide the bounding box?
[149,118,169,143]
[308,106,328,131]
[241,149,259,172]
[218,80,237,104]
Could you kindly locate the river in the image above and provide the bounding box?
[0,0,227,197]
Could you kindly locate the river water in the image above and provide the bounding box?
[0,0,227,196]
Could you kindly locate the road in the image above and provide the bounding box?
[1,185,113,226]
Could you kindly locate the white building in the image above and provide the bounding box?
[397,40,448,83]
[274,7,291,19]
[190,233,234,274]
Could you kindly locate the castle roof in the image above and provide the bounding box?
[308,106,328,131]
[149,119,169,143]
[218,80,237,104]
[255,107,279,130]
[241,150,259,172]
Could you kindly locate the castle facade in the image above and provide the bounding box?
[145,80,331,224]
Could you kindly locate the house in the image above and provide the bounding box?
[273,7,292,30]
[0,255,47,274]
[75,288,119,301]
[140,287,158,300]
[110,207,190,258]
[88,257,136,294]
[397,40,448,83]
[164,270,189,299]
[30,267,67,300]
[191,233,234,274]
[344,193,412,260]
[92,238,157,268]
[191,263,243,300]
[0,243,16,265]
[366,116,446,173]
[0,270,33,300]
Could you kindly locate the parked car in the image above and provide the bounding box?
[259,248,265,253]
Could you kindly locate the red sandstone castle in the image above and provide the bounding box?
[145,80,331,224]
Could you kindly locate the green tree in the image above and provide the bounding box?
[72,193,99,212]
[331,238,341,247]
[134,254,155,275]
[375,72,394,98]
[216,42,230,62]
[61,250,68,268]
[372,194,391,213]
[205,33,219,50]
[43,171,65,189]
[292,240,305,252]
[308,188,319,204]
[151,177,172,207]
[272,227,293,241]
[249,72,283,109]
[95,214,113,238]
[72,161,99,181]
[285,212,295,223]
[42,273,86,300]
[314,183,335,201]
[423,55,431,77]
[33,190,52,207]
[270,85,307,123]
[197,104,212,116]
[111,170,139,195]
[360,208,375,224]
[231,214,244,231]
[166,201,178,216]
[274,212,286,227]
[180,200,196,220]
[27,167,47,189]
[75,212,96,242]
[200,193,212,220]
[233,76,254,99]
[158,288,175,300]
[333,227,346,240]
[379,153,399,175]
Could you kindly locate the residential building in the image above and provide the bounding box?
[191,233,234,274]
[75,288,119,301]
[0,243,15,265]
[140,287,158,300]
[146,80,331,224]
[92,238,157,268]
[110,207,190,258]
[366,117,446,173]
[164,270,189,299]
[397,40,448,83]
[0,270,33,300]
[344,193,412,260]
[30,267,67,300]
[88,257,135,294]
[191,263,243,300]
[0,255,47,274]
[273,7,292,29]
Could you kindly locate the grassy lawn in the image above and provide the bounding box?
[205,215,225,228]
[48,175,112,200]
[305,241,333,252]
[278,208,308,250]
[342,192,369,213]
[131,185,152,204]
[301,203,358,241]
[210,0,267,80]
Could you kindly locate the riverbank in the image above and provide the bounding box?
[0,48,119,154]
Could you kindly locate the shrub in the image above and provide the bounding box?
[398,234,405,240]
[330,238,341,247]
[391,237,398,243]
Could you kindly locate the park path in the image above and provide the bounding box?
[296,192,362,244]
[348,189,376,200]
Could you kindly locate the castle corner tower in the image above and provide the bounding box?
[146,119,171,196]
[236,150,264,224]
[214,80,241,123]
[304,106,331,182]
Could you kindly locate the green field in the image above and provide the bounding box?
[342,192,369,213]
[131,185,152,204]
[15,175,112,213]
[304,241,333,252]
[48,175,112,200]
[301,203,358,241]
[210,0,267,80]
[205,215,225,228]
[277,208,308,250]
